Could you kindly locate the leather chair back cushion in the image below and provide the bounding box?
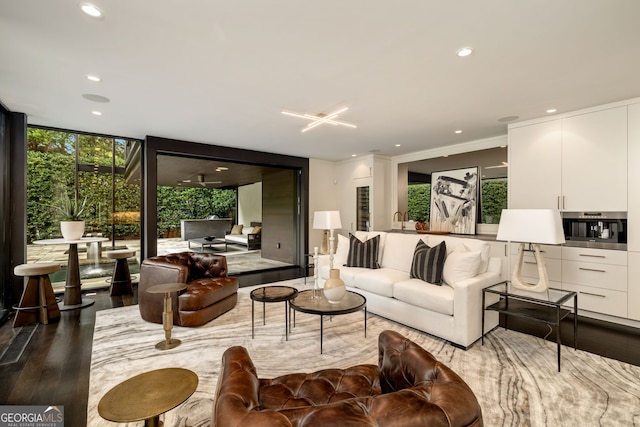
[189,252,229,279]
[258,365,381,410]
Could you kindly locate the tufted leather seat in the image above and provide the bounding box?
[138,252,238,327]
[213,330,483,427]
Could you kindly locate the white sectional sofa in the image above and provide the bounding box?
[316,231,501,348]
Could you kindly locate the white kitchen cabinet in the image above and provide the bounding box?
[508,120,562,209]
[508,105,627,212]
[628,252,640,321]
[628,103,640,252]
[561,106,627,212]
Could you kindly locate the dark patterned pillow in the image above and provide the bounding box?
[410,240,447,284]
[345,234,380,269]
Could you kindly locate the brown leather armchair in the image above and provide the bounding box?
[138,252,238,327]
[213,330,483,427]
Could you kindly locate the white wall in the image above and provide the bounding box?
[308,158,338,251]
[237,182,262,226]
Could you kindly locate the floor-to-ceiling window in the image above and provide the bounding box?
[26,127,141,291]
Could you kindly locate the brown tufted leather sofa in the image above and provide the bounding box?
[213,330,483,427]
[138,252,238,327]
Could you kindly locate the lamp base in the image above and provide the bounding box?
[511,243,550,293]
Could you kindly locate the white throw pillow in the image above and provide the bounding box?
[443,249,482,285]
[333,234,350,266]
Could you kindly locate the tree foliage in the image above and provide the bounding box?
[27,128,236,242]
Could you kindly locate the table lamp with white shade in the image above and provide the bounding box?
[313,211,342,269]
[496,209,565,293]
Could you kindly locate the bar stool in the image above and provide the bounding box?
[106,250,136,296]
[13,262,61,327]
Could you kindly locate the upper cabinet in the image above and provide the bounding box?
[509,120,562,209]
[509,105,628,212]
[561,107,627,211]
[628,103,640,252]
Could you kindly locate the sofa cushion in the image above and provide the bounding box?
[410,240,447,285]
[380,233,424,272]
[346,234,380,269]
[352,268,409,297]
[393,279,454,316]
[230,224,243,235]
[426,235,490,274]
[334,234,350,266]
[442,249,481,285]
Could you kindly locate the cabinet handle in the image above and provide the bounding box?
[578,267,606,273]
[557,196,560,210]
[579,254,606,258]
[524,261,537,265]
[562,196,566,210]
[579,291,606,298]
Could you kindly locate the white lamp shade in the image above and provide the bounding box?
[496,209,565,244]
[313,211,342,230]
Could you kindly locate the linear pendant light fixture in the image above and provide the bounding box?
[282,106,357,133]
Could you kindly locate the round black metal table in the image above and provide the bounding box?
[289,289,366,354]
[250,286,299,340]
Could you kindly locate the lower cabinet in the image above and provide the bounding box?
[629,252,640,321]
[506,244,634,323]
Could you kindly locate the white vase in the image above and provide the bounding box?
[60,221,85,241]
[324,268,346,303]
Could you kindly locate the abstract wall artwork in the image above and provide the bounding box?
[429,167,478,235]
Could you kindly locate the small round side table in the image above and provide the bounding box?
[147,283,188,350]
[250,286,298,340]
[98,367,198,427]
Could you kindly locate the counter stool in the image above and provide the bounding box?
[13,262,61,327]
[106,249,136,296]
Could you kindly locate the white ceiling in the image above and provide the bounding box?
[2,1,640,162]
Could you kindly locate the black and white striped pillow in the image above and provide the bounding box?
[410,240,447,284]
[345,234,380,269]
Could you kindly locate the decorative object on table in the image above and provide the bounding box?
[323,268,346,303]
[415,219,427,231]
[429,167,479,235]
[52,190,87,240]
[313,210,342,269]
[204,235,216,241]
[496,209,565,292]
[312,246,320,299]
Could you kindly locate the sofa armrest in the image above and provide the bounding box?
[214,346,292,427]
[451,266,501,347]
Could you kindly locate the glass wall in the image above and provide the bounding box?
[26,127,141,291]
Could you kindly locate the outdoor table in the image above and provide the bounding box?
[33,237,108,310]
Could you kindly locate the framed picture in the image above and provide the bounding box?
[429,166,479,235]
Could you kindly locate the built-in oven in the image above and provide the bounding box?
[562,212,627,250]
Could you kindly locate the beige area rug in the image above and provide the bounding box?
[89,278,640,426]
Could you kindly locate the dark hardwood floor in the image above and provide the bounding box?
[1,267,639,427]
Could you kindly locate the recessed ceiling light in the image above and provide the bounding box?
[395,144,401,147]
[546,108,557,113]
[351,154,357,157]
[454,130,462,134]
[86,74,101,82]
[91,111,102,116]
[443,155,449,158]
[80,3,103,18]
[456,47,473,57]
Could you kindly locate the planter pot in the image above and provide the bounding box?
[324,268,346,303]
[60,221,85,241]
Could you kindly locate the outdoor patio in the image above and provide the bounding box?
[26,237,294,293]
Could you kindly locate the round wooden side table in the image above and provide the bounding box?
[98,367,198,427]
[147,283,188,350]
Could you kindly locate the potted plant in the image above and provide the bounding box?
[53,191,88,240]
